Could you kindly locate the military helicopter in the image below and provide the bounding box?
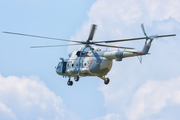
[3,24,176,86]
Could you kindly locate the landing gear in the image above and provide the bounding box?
[98,76,110,85]
[67,81,73,86]
[104,77,110,85]
[67,77,73,86]
[74,75,79,82]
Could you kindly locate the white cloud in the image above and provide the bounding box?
[142,0,180,22]
[0,74,74,120]
[126,77,180,120]
[0,101,17,119]
[88,0,142,25]
[92,113,120,120]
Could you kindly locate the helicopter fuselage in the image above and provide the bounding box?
[56,47,113,77]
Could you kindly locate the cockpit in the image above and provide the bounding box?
[57,61,67,74]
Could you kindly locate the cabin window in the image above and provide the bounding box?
[72,64,74,67]
[84,63,86,66]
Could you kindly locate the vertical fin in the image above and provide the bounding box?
[138,39,153,55]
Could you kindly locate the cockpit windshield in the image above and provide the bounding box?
[57,62,62,68]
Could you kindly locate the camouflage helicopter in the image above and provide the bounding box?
[3,24,176,86]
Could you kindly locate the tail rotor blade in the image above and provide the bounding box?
[141,23,147,36]
[149,35,158,39]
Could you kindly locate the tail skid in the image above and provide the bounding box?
[137,55,142,64]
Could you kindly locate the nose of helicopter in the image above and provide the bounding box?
[55,64,62,75]
[56,67,61,75]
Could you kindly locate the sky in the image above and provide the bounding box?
[0,0,180,120]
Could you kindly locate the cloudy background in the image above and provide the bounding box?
[0,0,180,120]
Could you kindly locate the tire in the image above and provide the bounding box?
[74,75,79,82]
[104,78,110,85]
[70,81,73,86]
[67,81,73,86]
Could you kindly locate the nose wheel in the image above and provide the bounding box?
[67,77,73,86]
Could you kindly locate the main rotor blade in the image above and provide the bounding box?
[3,31,82,43]
[94,43,134,49]
[87,24,97,41]
[156,34,176,38]
[31,44,82,48]
[95,34,176,43]
[95,37,146,43]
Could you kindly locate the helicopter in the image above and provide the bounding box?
[3,24,176,86]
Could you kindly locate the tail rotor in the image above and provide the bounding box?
[141,23,158,41]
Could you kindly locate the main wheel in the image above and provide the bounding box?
[104,78,110,85]
[74,75,79,82]
[67,80,73,86]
